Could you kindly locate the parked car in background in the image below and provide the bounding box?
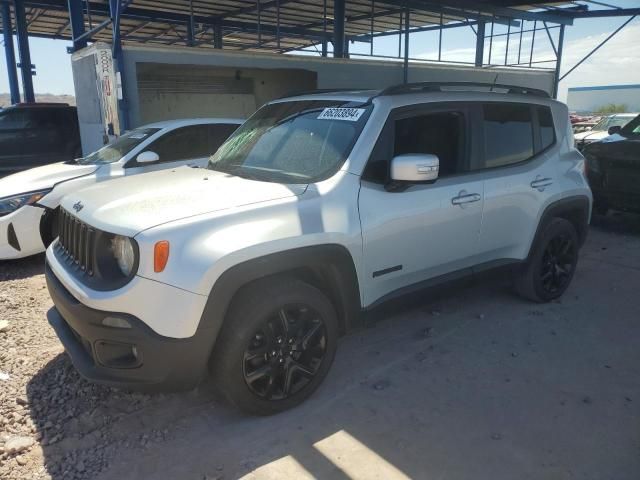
[572,120,599,134]
[574,113,637,151]
[0,118,242,259]
[0,103,81,177]
[44,83,591,415]
[583,113,640,215]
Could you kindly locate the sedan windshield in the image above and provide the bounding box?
[621,114,640,137]
[594,115,633,132]
[78,128,161,165]
[208,100,371,183]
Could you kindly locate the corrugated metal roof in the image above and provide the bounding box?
[1,1,578,53]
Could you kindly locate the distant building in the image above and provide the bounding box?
[567,84,640,113]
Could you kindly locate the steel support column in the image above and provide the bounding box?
[213,22,222,48]
[2,1,20,104]
[553,24,565,98]
[403,6,409,83]
[475,20,485,67]
[109,0,128,130]
[68,0,87,50]
[333,0,345,58]
[13,0,35,102]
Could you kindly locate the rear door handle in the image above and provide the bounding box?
[451,191,482,206]
[531,176,553,191]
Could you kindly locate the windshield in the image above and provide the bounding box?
[208,100,372,183]
[620,114,640,137]
[594,115,633,132]
[78,128,161,165]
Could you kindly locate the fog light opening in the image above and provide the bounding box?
[95,341,142,369]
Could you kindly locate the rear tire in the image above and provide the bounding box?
[210,277,338,415]
[514,218,579,303]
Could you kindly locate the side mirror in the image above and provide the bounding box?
[390,153,439,183]
[608,125,621,135]
[136,151,160,164]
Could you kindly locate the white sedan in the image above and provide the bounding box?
[0,117,242,259]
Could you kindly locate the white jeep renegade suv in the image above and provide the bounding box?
[45,83,592,415]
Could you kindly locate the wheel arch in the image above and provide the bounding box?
[198,244,362,354]
[528,195,591,260]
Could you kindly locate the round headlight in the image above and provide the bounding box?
[111,235,135,276]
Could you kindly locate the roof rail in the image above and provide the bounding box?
[279,88,374,99]
[377,82,550,98]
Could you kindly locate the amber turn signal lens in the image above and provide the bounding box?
[154,241,170,273]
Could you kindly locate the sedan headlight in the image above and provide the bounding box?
[0,189,51,217]
[111,235,136,276]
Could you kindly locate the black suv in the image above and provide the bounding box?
[583,114,640,215]
[0,103,81,177]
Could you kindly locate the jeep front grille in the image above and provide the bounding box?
[57,208,96,276]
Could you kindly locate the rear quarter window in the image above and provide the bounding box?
[482,103,534,168]
[537,106,555,151]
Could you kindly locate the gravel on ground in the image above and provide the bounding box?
[1,212,640,480]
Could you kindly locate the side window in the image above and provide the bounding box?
[363,110,466,183]
[146,125,209,163]
[481,103,534,168]
[0,110,29,130]
[208,123,239,153]
[537,106,555,151]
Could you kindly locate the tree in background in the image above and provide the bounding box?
[594,103,628,114]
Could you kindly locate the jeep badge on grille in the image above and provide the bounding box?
[73,201,84,213]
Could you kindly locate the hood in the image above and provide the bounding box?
[600,133,628,144]
[60,167,308,236]
[574,129,608,142]
[0,161,99,199]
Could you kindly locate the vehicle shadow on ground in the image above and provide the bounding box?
[0,253,45,282]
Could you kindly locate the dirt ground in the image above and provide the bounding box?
[1,212,639,480]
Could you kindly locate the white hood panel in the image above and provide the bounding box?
[60,167,307,236]
[574,130,608,142]
[0,162,99,198]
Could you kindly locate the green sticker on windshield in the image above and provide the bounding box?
[318,108,365,122]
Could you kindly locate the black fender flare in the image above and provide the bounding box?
[527,195,591,260]
[197,244,362,353]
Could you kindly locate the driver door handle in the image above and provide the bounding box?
[451,190,482,206]
[531,176,553,191]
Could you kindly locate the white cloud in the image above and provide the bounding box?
[412,22,640,102]
[558,23,640,100]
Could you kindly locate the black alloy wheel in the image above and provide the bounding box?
[210,277,338,415]
[243,305,328,401]
[514,217,579,303]
[539,234,576,296]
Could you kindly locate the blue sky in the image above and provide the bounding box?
[1,2,639,102]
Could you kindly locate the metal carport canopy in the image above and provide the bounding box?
[1,0,584,53]
[1,1,638,107]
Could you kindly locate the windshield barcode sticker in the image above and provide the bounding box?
[318,108,365,122]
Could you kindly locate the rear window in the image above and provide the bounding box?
[482,104,534,168]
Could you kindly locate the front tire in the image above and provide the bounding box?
[514,218,579,303]
[210,277,338,415]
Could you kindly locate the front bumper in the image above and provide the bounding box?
[0,206,46,260]
[46,262,214,390]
